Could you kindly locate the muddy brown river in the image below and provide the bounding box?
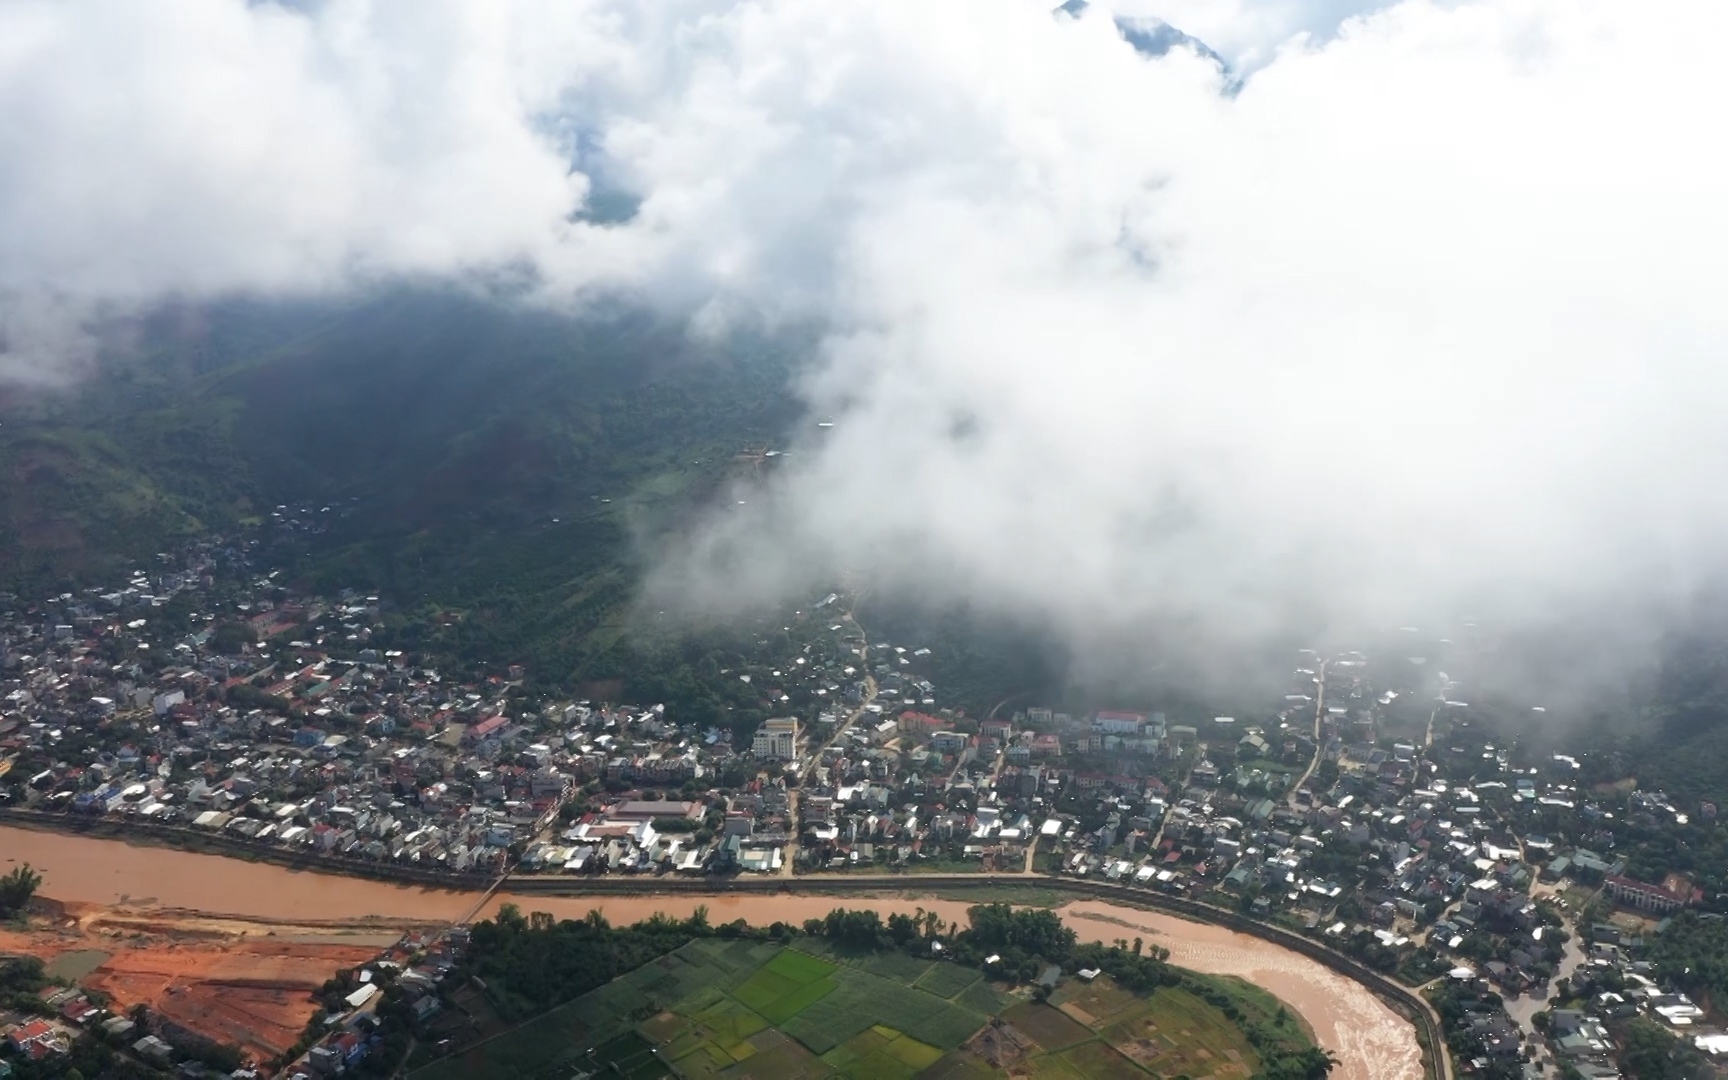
[0,826,1420,1080]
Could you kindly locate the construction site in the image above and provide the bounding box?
[0,898,423,1061]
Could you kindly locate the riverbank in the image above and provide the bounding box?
[0,822,1438,1080]
[0,899,398,1060]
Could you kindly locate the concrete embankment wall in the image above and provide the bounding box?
[0,807,488,890]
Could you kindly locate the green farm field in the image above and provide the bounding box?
[411,939,1306,1080]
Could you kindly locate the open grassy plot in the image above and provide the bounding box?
[639,1009,692,1044]
[758,974,839,1024]
[414,941,793,1079]
[591,1031,675,1080]
[666,1033,756,1076]
[404,982,512,1072]
[410,995,597,1080]
[955,978,1012,1016]
[885,1030,946,1070]
[720,1028,834,1079]
[1050,974,1144,1028]
[668,1041,736,1078]
[777,978,891,1054]
[1000,1002,1095,1052]
[791,937,940,986]
[734,945,841,1023]
[820,1024,945,1080]
[733,966,802,1011]
[916,961,983,1000]
[1202,973,1314,1044]
[1024,1054,1090,1078]
[855,949,937,985]
[691,994,770,1050]
[820,1025,893,1073]
[414,944,1302,1080]
[920,1050,1003,1080]
[653,941,769,1004]
[1101,985,1259,1077]
[1050,1038,1145,1078]
[735,946,840,1018]
[782,966,987,1053]
[764,947,839,983]
[684,938,785,985]
[662,1023,711,1062]
[569,957,693,1027]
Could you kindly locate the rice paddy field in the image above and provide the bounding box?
[412,939,1287,1079]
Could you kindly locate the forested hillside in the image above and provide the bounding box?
[0,293,804,682]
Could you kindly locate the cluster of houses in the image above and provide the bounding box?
[994,659,1728,1080]
[1439,913,1728,1079]
[0,982,206,1074]
[0,544,742,875]
[2,1014,72,1066]
[0,547,964,882]
[285,929,466,1078]
[17,544,1728,1079]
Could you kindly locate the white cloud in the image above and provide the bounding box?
[3,0,1727,660]
[0,0,588,348]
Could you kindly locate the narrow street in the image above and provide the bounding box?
[1287,658,1328,806]
[780,787,799,877]
[1504,920,1586,1073]
[807,607,877,756]
[782,601,876,877]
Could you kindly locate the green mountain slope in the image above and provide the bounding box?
[0,294,804,680]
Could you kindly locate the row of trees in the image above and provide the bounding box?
[465,903,713,1020]
[800,903,1086,984]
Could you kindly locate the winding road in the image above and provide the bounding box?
[1288,658,1328,806]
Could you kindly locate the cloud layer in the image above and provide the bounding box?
[4,0,1727,660]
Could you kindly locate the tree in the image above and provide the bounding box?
[0,863,42,917]
[1257,1045,1337,1080]
[965,903,1076,960]
[1619,1017,1709,1080]
[821,908,885,948]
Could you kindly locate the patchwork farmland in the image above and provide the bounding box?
[412,938,1278,1079]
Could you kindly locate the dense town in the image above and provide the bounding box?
[5,537,1728,1078]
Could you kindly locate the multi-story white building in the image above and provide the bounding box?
[752,717,799,759]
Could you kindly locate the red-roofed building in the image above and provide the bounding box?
[7,1018,66,1059]
[1093,710,1146,734]
[1606,873,1701,914]
[898,711,948,735]
[464,714,508,743]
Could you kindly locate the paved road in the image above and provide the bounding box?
[808,607,878,758]
[1288,659,1328,806]
[1503,908,1587,1074]
[782,603,877,876]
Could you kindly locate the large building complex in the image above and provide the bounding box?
[752,716,799,759]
